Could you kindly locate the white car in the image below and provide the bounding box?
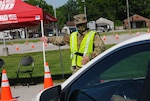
[33,33,150,101]
[0,34,13,40]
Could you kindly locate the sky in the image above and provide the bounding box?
[45,0,68,8]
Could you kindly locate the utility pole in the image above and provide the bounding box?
[126,0,131,29]
[82,0,87,20]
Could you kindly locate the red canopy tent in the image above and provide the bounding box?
[0,0,57,31]
[0,0,57,63]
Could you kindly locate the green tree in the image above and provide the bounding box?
[56,0,78,29]
[24,0,54,16]
[42,0,150,29]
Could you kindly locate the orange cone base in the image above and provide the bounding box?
[0,87,16,101]
[44,78,53,89]
[0,98,18,101]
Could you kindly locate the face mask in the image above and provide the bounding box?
[77,24,87,33]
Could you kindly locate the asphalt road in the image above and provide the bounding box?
[0,32,145,56]
[11,84,43,101]
[0,32,147,101]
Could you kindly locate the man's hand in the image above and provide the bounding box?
[111,95,126,101]
[40,36,48,43]
[111,95,136,101]
[82,56,90,65]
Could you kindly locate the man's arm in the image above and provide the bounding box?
[40,34,70,46]
[91,33,106,59]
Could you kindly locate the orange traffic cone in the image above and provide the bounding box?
[103,35,106,41]
[31,43,35,49]
[115,34,119,39]
[16,45,19,51]
[1,69,18,101]
[136,32,140,36]
[44,62,53,89]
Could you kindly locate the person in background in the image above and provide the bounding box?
[41,14,106,73]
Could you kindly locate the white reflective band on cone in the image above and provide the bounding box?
[2,73,8,80]
[1,81,9,87]
[45,66,50,72]
[44,73,51,78]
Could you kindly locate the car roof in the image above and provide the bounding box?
[61,33,150,89]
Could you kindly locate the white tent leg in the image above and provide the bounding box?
[41,20,46,65]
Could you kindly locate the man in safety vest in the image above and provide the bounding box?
[41,14,106,73]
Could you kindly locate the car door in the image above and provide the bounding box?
[60,40,150,101]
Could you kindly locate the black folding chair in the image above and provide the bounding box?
[0,58,5,68]
[15,56,34,87]
[0,58,5,76]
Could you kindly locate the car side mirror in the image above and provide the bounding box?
[36,85,61,101]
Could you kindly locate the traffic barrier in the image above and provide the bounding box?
[1,69,18,101]
[16,45,19,51]
[44,62,53,89]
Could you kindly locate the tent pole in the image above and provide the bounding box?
[41,20,46,65]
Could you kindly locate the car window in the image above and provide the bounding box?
[101,51,148,81]
[61,41,150,101]
[69,28,77,33]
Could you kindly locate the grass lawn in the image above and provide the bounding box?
[1,49,71,78]
[0,44,114,82]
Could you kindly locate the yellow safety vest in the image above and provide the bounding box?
[70,31,96,67]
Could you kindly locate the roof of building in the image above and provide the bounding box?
[123,14,150,22]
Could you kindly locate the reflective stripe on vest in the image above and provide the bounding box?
[70,31,96,67]
[77,31,96,67]
[70,32,78,66]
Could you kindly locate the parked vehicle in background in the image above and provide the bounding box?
[28,32,42,38]
[88,20,112,32]
[61,25,77,35]
[33,33,150,101]
[48,31,53,37]
[87,21,96,30]
[0,31,13,40]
